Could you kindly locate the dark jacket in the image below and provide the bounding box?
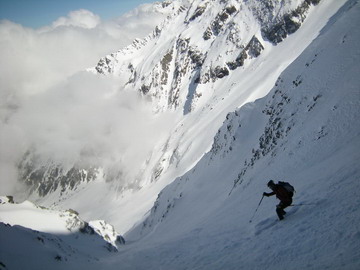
[264,184,292,203]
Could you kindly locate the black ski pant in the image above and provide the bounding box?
[276,199,292,220]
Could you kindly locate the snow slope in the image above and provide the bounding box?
[0,196,124,269]
[113,0,360,269]
[1,0,359,269]
[29,0,347,236]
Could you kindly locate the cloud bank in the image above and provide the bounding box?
[51,9,101,29]
[0,6,172,195]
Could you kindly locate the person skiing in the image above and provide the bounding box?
[263,180,294,220]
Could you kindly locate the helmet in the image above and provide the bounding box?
[267,180,275,188]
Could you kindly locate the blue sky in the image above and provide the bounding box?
[0,0,158,28]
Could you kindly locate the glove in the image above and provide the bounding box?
[263,192,268,197]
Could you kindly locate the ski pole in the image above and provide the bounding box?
[249,195,264,223]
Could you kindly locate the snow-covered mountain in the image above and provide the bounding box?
[0,196,125,269]
[18,0,346,223]
[122,2,360,269]
[1,0,359,269]
[90,0,324,112]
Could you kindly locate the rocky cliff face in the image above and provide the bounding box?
[93,0,320,112]
[19,154,99,197]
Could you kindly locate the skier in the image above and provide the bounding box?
[263,180,294,220]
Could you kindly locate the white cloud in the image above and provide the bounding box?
[0,6,173,195]
[6,72,172,181]
[51,9,101,29]
[0,6,169,97]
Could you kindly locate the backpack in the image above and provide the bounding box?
[278,181,295,197]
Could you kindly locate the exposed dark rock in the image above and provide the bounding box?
[116,235,126,245]
[160,50,173,85]
[213,66,230,79]
[188,4,207,22]
[95,57,112,74]
[225,6,237,15]
[201,65,230,84]
[161,0,172,9]
[140,84,151,95]
[79,222,95,235]
[54,255,62,261]
[19,155,98,197]
[6,196,14,204]
[247,36,264,58]
[188,47,205,68]
[127,63,137,84]
[262,0,321,44]
[227,36,264,70]
[203,6,237,40]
